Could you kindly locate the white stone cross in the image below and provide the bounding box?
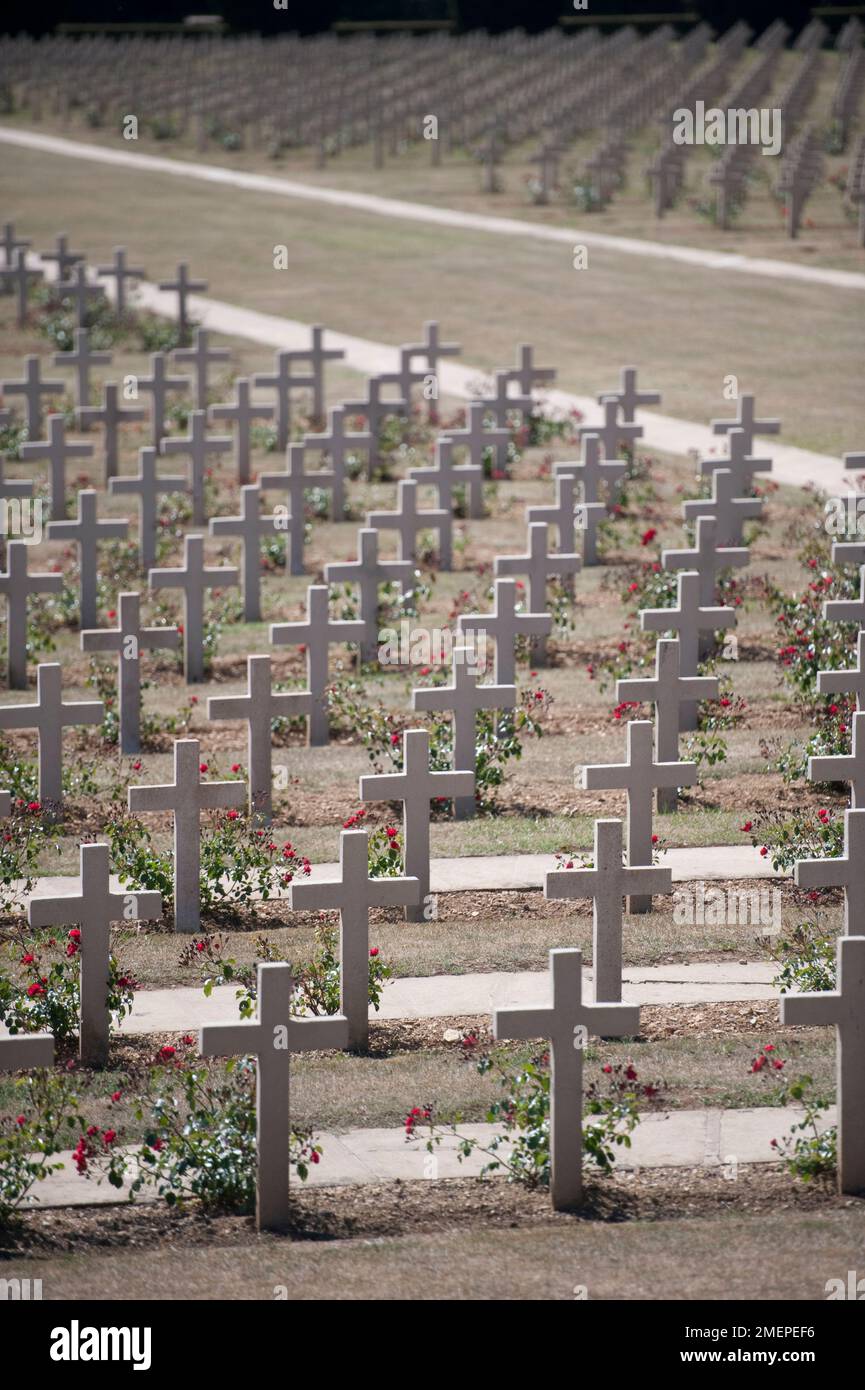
[40,232,84,279]
[46,488,128,628]
[341,376,407,479]
[129,738,245,932]
[683,467,763,546]
[441,401,509,514]
[360,728,474,921]
[410,435,480,523]
[580,719,696,912]
[0,250,42,327]
[794,807,865,935]
[109,446,188,572]
[157,262,207,341]
[28,841,161,1066]
[381,351,428,414]
[209,378,274,486]
[711,393,780,453]
[0,541,63,689]
[818,630,865,710]
[324,528,415,663]
[0,1031,53,1071]
[458,576,552,685]
[617,638,719,811]
[545,819,672,1001]
[253,350,313,452]
[581,397,642,461]
[700,427,772,494]
[259,443,332,575]
[367,478,452,569]
[825,565,865,626]
[270,584,365,745]
[412,646,516,818]
[19,413,94,517]
[780,934,865,1194]
[81,591,181,754]
[289,829,420,1048]
[662,515,749,609]
[0,662,102,815]
[485,371,533,473]
[161,409,232,525]
[208,654,311,821]
[2,355,64,435]
[148,533,239,683]
[174,328,231,410]
[95,246,146,317]
[505,342,556,396]
[555,435,625,564]
[495,948,640,1209]
[299,325,345,421]
[402,320,461,421]
[54,328,112,418]
[495,521,580,664]
[641,568,736,678]
[56,263,104,329]
[137,352,190,450]
[201,961,348,1230]
[210,483,283,622]
[809,709,865,806]
[298,404,366,520]
[598,366,661,423]
[78,383,146,483]
[527,472,583,555]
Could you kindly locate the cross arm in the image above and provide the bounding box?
[113,889,163,921]
[493,1005,552,1041]
[65,701,104,727]
[200,1020,262,1058]
[81,628,121,654]
[807,753,850,785]
[288,877,348,912]
[288,1015,350,1052]
[200,782,247,811]
[369,874,421,910]
[793,856,848,891]
[584,1001,641,1037]
[141,626,182,651]
[0,1034,54,1068]
[28,893,85,929]
[128,783,176,813]
[359,772,406,801]
[780,991,841,1028]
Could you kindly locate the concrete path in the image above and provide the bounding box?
[3,126,864,293]
[109,960,779,1037]
[28,1103,830,1208]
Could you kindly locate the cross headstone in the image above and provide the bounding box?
[54,328,112,419]
[402,320,461,421]
[209,378,274,486]
[157,262,206,342]
[360,728,474,921]
[270,584,365,745]
[663,515,749,609]
[598,366,661,423]
[161,409,232,525]
[40,232,85,279]
[641,570,736,727]
[0,541,63,689]
[809,709,865,806]
[412,646,516,818]
[825,565,865,626]
[711,394,780,453]
[494,948,640,1209]
[137,353,191,450]
[95,246,146,318]
[55,263,104,329]
[299,325,345,422]
[700,427,772,495]
[555,434,626,565]
[19,413,94,517]
[0,251,42,327]
[78,383,146,483]
[2,356,64,436]
[46,489,128,629]
[410,435,480,522]
[109,446,189,571]
[683,467,763,546]
[129,738,245,932]
[0,662,102,816]
[780,934,865,1194]
[580,719,696,912]
[148,533,239,683]
[581,397,642,462]
[298,404,367,520]
[259,443,333,575]
[324,528,415,663]
[494,521,580,664]
[200,961,348,1230]
[289,829,420,1048]
[253,350,313,453]
[794,807,865,936]
[1,223,30,274]
[0,1031,53,1071]
[208,654,311,821]
[818,630,865,710]
[505,342,556,397]
[485,372,533,474]
[441,401,509,512]
[28,842,161,1066]
[81,591,181,754]
[367,478,452,569]
[527,472,583,556]
[174,328,231,411]
[457,576,552,686]
[617,638,719,811]
[545,819,672,1001]
[341,376,407,479]
[210,483,283,622]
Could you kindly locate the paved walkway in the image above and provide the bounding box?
[29,1103,830,1207]
[3,126,863,292]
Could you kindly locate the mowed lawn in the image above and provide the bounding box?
[0,142,862,454]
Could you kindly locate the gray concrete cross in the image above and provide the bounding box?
[545,819,672,1001]
[711,393,781,453]
[46,488,129,629]
[209,378,274,486]
[581,397,642,461]
[81,591,181,754]
[201,961,348,1230]
[324,528,415,663]
[19,413,94,518]
[641,568,736,682]
[270,584,365,746]
[210,483,283,622]
[289,829,420,1048]
[0,251,42,326]
[458,576,552,686]
[95,246,146,318]
[617,638,719,812]
[137,352,191,450]
[148,533,239,683]
[40,232,85,279]
[1,222,30,273]
[683,467,763,546]
[780,934,865,1195]
[663,514,749,608]
[341,376,407,480]
[598,366,661,423]
[0,541,63,689]
[253,349,314,452]
[367,478,452,569]
[494,521,580,664]
[298,404,366,520]
[441,401,509,514]
[700,427,772,495]
[54,328,112,418]
[109,446,189,572]
[28,841,161,1066]
[554,434,626,564]
[0,662,102,816]
[161,409,232,525]
[173,328,231,411]
[360,727,474,921]
[157,262,207,341]
[495,948,640,1209]
[208,654,311,822]
[402,320,461,421]
[818,630,865,710]
[580,719,696,912]
[129,738,245,933]
[505,342,556,396]
[484,371,533,474]
[410,436,479,521]
[78,383,146,483]
[527,471,583,555]
[259,442,333,575]
[2,355,64,435]
[794,807,865,935]
[412,646,516,818]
